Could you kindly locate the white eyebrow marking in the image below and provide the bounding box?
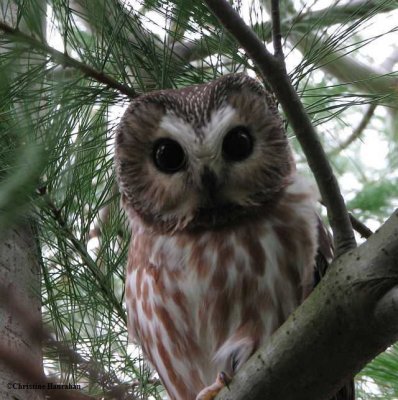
[202,104,237,144]
[159,114,196,141]
[157,105,237,169]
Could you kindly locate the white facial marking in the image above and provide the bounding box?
[202,104,237,146]
[158,105,237,157]
[157,105,238,183]
[159,113,196,143]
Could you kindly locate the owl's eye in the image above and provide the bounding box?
[222,126,253,162]
[152,138,186,173]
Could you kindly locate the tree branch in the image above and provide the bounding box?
[289,30,398,98]
[0,281,136,399]
[329,103,377,156]
[176,0,398,61]
[0,343,97,399]
[291,0,397,27]
[203,0,356,256]
[271,0,283,58]
[216,209,398,400]
[0,281,96,400]
[349,213,373,239]
[0,20,137,99]
[175,1,397,99]
[39,192,126,324]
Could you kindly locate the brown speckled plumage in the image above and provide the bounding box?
[115,73,353,400]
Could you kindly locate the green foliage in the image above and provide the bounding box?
[357,344,398,399]
[1,0,398,398]
[348,179,398,216]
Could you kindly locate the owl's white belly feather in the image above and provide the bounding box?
[125,174,318,400]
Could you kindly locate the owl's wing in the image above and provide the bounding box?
[314,215,355,400]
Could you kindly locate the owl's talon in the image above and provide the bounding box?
[219,371,232,389]
[196,372,232,400]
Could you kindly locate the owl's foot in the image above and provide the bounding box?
[195,372,231,400]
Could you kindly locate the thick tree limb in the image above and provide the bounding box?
[203,0,356,256]
[216,209,398,400]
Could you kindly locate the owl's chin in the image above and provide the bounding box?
[133,189,285,234]
[186,193,283,232]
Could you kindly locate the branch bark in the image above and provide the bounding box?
[0,278,135,400]
[203,0,356,256]
[215,209,398,400]
[271,0,283,58]
[349,213,373,239]
[0,222,45,400]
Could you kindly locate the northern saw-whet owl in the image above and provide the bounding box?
[115,74,354,400]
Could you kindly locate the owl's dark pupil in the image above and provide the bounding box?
[222,126,253,162]
[153,138,186,173]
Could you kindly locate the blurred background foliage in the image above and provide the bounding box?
[0,0,397,399]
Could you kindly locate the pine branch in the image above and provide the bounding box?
[175,1,397,64]
[290,0,397,29]
[0,280,135,399]
[0,282,97,400]
[329,103,377,156]
[39,192,126,324]
[289,30,398,97]
[173,1,397,101]
[328,48,397,155]
[0,20,137,99]
[203,0,356,256]
[88,183,123,240]
[0,344,98,400]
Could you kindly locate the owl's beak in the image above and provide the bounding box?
[201,166,219,202]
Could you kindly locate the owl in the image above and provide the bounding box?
[115,74,354,400]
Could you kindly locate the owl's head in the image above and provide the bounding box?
[115,74,294,233]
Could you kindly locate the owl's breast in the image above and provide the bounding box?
[190,213,316,361]
[124,174,319,399]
